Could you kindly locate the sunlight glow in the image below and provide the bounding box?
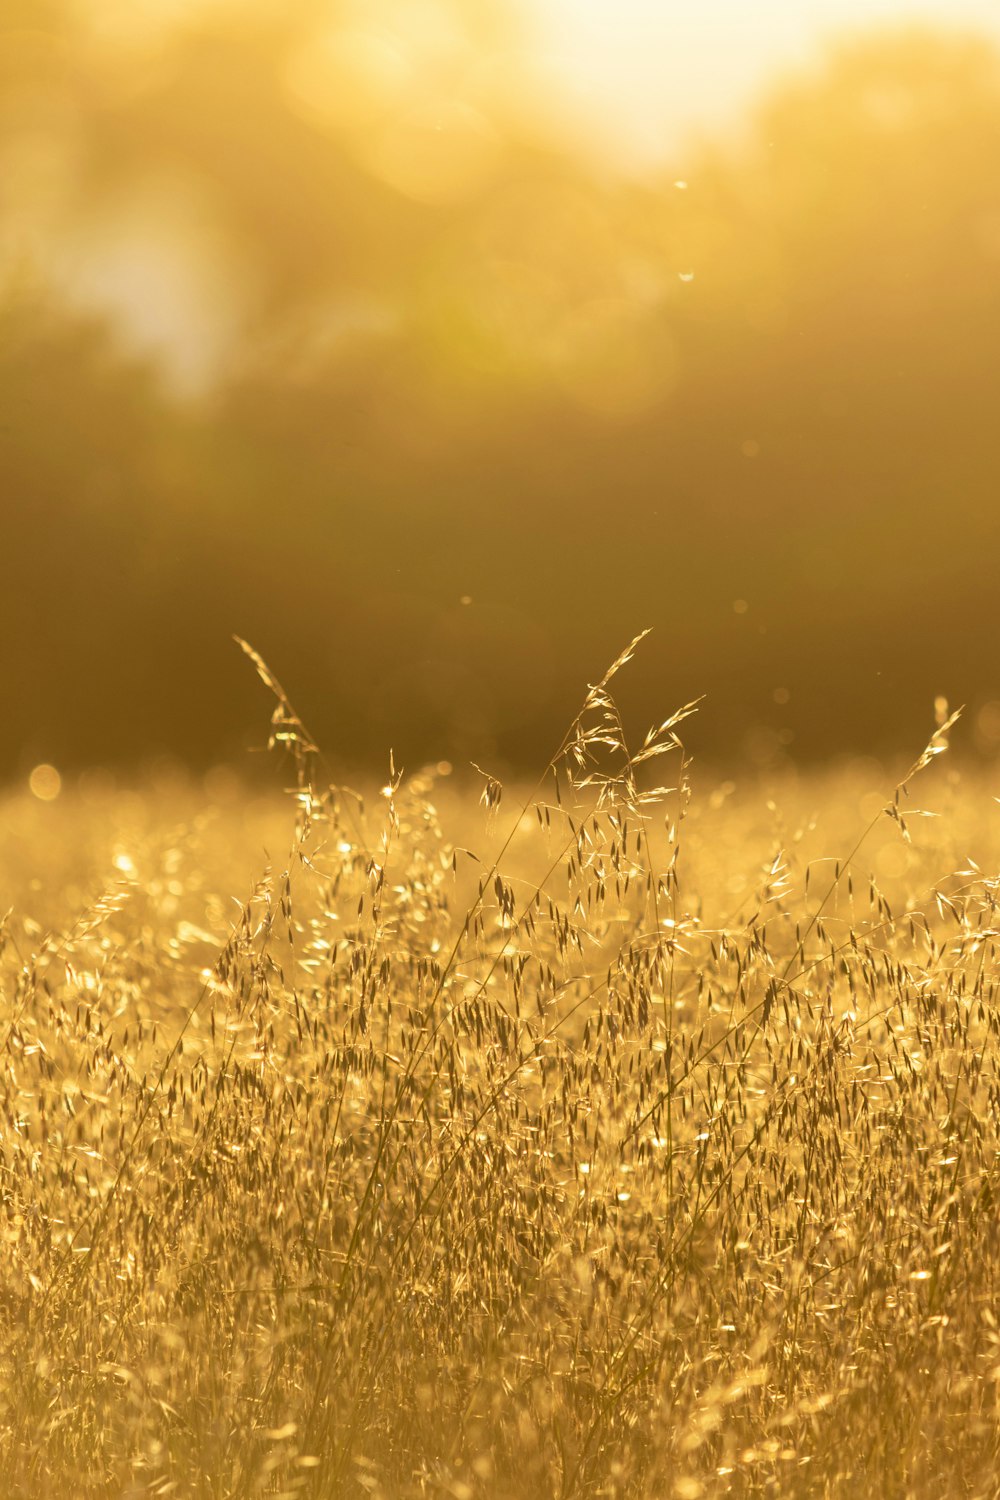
[522,0,1000,166]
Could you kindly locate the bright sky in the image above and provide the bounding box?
[525,0,1000,167]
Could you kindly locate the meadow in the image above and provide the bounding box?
[2,640,999,1497]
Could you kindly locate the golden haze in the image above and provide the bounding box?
[2,3,999,776]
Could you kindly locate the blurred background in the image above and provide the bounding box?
[4,0,1000,784]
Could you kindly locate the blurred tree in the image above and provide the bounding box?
[2,9,998,776]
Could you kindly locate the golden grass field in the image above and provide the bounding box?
[2,643,999,1498]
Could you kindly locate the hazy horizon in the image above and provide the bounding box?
[4,1,1000,782]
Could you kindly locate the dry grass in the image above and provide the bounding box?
[2,642,999,1498]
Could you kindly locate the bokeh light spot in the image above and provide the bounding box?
[283,28,416,137]
[976,700,1000,746]
[366,100,501,204]
[29,764,61,801]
